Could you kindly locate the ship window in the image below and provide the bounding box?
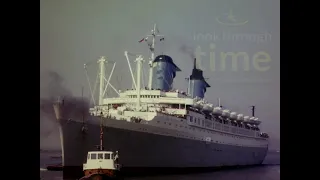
[104,153,111,159]
[91,154,97,159]
[98,153,103,159]
[190,116,193,122]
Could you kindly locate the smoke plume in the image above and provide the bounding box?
[40,71,89,150]
[179,44,195,59]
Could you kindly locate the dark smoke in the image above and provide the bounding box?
[41,71,72,98]
[40,71,89,150]
[179,44,195,59]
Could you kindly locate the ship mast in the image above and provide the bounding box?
[135,55,144,110]
[143,24,164,90]
[98,56,107,105]
[124,51,145,111]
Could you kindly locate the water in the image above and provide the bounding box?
[40,151,280,180]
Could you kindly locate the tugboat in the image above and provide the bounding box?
[80,113,121,180]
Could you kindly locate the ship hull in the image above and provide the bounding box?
[58,118,268,179]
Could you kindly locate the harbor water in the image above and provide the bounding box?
[40,150,280,180]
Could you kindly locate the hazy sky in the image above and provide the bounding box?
[40,0,280,148]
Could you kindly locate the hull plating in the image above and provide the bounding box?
[60,119,268,168]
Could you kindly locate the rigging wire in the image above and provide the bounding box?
[84,64,96,106]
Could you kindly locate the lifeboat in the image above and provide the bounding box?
[212,107,222,115]
[193,102,202,109]
[229,112,237,120]
[249,117,256,124]
[221,109,230,118]
[237,114,244,121]
[203,103,213,112]
[193,99,204,109]
[244,116,250,122]
[253,117,261,125]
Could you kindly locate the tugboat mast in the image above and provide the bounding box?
[99,112,104,151]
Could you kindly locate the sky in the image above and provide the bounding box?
[40,0,280,149]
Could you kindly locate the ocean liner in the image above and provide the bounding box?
[53,24,269,178]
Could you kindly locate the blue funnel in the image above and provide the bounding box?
[152,55,181,91]
[189,58,210,98]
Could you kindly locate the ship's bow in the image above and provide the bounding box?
[52,100,66,168]
[52,97,90,179]
[53,101,64,124]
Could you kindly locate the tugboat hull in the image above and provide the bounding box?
[80,172,121,180]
